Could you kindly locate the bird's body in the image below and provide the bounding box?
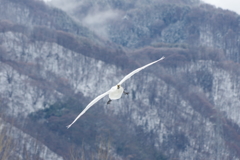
[109,85,124,100]
[67,57,165,128]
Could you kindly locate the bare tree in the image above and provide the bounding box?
[0,122,15,160]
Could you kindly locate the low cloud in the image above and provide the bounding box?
[83,10,119,26]
[82,9,120,37]
[48,0,121,38]
[48,0,84,12]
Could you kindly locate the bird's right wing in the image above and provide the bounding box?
[118,56,165,85]
[67,90,110,128]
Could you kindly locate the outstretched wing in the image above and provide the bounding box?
[67,90,110,128]
[118,56,165,85]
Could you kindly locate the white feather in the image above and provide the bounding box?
[66,90,110,128]
[67,56,165,128]
[118,57,165,85]
[108,85,124,100]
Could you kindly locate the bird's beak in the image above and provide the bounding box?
[117,85,120,89]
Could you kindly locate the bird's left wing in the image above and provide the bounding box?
[67,90,111,128]
[118,56,165,85]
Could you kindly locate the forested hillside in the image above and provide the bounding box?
[0,0,240,159]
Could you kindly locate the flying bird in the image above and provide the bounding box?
[67,56,165,128]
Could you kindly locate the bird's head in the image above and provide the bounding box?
[117,85,120,89]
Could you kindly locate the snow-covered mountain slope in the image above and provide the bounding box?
[0,118,64,160]
[0,0,240,160]
[1,25,240,160]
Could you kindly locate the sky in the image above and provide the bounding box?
[202,0,240,14]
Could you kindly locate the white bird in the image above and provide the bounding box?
[67,56,165,128]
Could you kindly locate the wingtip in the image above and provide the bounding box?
[157,56,165,61]
[66,124,71,129]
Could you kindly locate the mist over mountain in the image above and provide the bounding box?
[0,0,240,159]
[49,0,201,47]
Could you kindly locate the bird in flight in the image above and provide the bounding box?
[67,57,165,128]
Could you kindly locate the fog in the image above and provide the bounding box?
[82,9,121,37]
[47,0,83,12]
[47,0,240,15]
[46,0,240,39]
[47,0,122,38]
